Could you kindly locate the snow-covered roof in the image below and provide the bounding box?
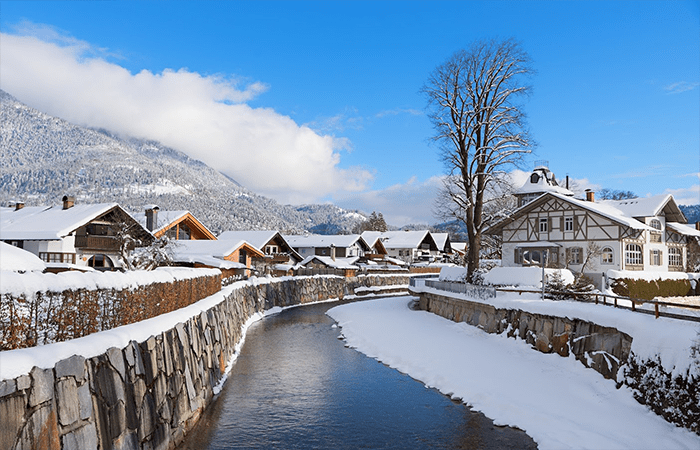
[375,230,436,250]
[0,202,126,241]
[0,241,46,272]
[515,166,573,197]
[600,194,686,223]
[218,230,279,248]
[431,233,451,251]
[666,222,700,238]
[488,192,656,234]
[284,234,369,251]
[171,239,262,260]
[299,255,359,269]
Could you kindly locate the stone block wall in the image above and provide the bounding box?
[0,274,409,450]
[418,292,633,380]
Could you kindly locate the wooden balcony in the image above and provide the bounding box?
[74,235,120,252]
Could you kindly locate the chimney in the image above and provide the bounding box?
[585,189,595,203]
[13,201,24,211]
[145,206,160,231]
[62,195,75,210]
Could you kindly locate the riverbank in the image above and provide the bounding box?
[327,296,700,450]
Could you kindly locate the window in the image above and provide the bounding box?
[601,247,614,264]
[539,218,548,233]
[669,247,683,267]
[649,219,662,230]
[239,250,247,265]
[265,245,278,255]
[570,247,582,265]
[564,217,574,232]
[625,244,643,266]
[650,249,662,266]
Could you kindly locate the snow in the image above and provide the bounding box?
[438,266,467,282]
[327,297,700,450]
[483,266,575,287]
[0,242,46,272]
[0,267,219,298]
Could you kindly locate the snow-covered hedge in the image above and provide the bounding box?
[482,266,575,287]
[608,270,700,300]
[0,268,221,350]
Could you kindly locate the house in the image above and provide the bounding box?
[363,230,440,264]
[284,234,371,260]
[486,168,700,288]
[431,233,453,261]
[297,255,359,277]
[170,239,264,278]
[217,230,302,274]
[140,206,216,240]
[1,196,152,271]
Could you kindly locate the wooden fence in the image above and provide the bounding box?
[495,288,700,322]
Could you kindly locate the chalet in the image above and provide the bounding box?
[170,239,264,278]
[0,197,152,271]
[486,168,700,288]
[217,230,302,272]
[363,230,440,264]
[431,233,453,261]
[297,255,359,277]
[140,206,216,240]
[284,234,371,260]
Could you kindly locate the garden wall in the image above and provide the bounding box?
[0,274,409,450]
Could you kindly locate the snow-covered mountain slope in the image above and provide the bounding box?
[0,90,366,234]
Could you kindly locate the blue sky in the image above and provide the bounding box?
[1,0,698,226]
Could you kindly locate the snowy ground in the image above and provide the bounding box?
[327,296,700,450]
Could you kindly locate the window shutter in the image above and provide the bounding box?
[560,217,564,231]
[514,249,520,264]
[548,217,552,232]
[573,216,578,232]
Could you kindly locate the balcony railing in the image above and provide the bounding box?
[74,235,120,251]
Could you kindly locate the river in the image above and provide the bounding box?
[179,299,537,449]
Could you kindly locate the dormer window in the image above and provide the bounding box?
[530,173,540,184]
[649,219,662,230]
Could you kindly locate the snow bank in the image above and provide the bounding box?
[483,266,574,287]
[328,297,700,450]
[608,269,700,283]
[0,267,220,297]
[0,242,45,272]
[438,266,467,282]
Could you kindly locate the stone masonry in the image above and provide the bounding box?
[0,274,409,450]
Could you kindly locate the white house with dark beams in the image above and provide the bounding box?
[487,189,700,288]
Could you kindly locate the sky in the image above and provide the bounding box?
[1,0,698,226]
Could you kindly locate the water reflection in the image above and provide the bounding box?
[180,300,537,449]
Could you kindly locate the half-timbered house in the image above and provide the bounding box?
[487,190,700,288]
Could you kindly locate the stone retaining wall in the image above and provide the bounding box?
[416,290,700,435]
[0,274,409,450]
[418,291,632,380]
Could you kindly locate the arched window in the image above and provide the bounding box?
[669,247,683,268]
[649,219,662,230]
[87,254,114,270]
[601,247,614,264]
[625,244,643,266]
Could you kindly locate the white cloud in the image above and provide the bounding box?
[0,29,373,204]
[664,81,700,94]
[664,183,700,207]
[334,176,443,226]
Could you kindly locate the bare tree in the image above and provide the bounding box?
[423,38,535,280]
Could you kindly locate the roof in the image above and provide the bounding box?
[171,239,263,260]
[284,234,370,251]
[0,202,136,241]
[431,233,452,252]
[137,210,217,240]
[486,192,657,235]
[515,166,574,197]
[666,222,700,238]
[375,230,438,250]
[299,255,359,269]
[600,194,686,223]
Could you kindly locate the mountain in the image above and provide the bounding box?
[0,90,367,234]
[679,204,700,225]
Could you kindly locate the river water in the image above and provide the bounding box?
[179,299,538,449]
